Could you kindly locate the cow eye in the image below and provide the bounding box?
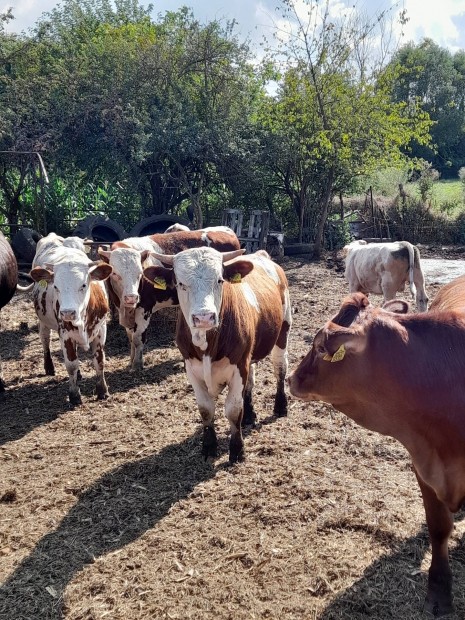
[218,279,224,285]
[80,283,87,291]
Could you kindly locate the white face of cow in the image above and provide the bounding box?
[31,259,111,326]
[173,247,225,330]
[100,247,149,307]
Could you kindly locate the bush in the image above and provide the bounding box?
[387,196,453,244]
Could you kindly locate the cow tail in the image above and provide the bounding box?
[407,243,417,298]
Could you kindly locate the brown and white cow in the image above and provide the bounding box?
[143,247,292,463]
[98,227,240,371]
[288,288,465,616]
[30,233,112,405]
[0,231,19,391]
[343,239,428,311]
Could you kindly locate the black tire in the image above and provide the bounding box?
[73,216,127,243]
[129,215,190,237]
[11,228,43,262]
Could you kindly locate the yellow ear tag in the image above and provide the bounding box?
[330,344,346,362]
[230,273,242,283]
[153,277,167,290]
[38,279,48,289]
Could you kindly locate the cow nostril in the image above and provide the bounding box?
[192,313,216,327]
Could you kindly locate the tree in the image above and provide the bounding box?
[389,39,465,177]
[259,0,431,254]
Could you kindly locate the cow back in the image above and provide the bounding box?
[429,275,465,314]
[150,230,240,253]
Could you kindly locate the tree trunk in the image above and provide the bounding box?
[313,169,335,258]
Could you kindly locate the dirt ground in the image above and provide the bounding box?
[1,250,465,620]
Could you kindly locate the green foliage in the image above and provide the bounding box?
[367,167,409,196]
[389,39,465,177]
[324,217,351,250]
[416,162,440,204]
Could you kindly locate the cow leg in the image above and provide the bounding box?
[39,322,55,375]
[185,360,217,459]
[0,353,4,393]
[380,274,397,304]
[243,365,256,426]
[62,336,82,406]
[91,324,109,400]
[415,470,454,616]
[271,343,289,417]
[128,308,150,372]
[125,327,136,368]
[225,367,246,463]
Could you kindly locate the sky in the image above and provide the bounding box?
[2,0,465,54]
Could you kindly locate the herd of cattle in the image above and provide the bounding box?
[1,228,465,616]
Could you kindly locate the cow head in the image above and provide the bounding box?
[30,259,112,326]
[143,247,248,348]
[98,246,151,308]
[289,293,372,404]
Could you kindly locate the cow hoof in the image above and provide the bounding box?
[45,367,55,376]
[201,426,217,460]
[273,392,288,417]
[69,393,82,407]
[242,410,257,426]
[424,595,454,617]
[97,391,109,401]
[228,449,245,465]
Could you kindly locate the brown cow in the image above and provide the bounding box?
[143,247,292,463]
[98,227,240,371]
[288,288,465,616]
[0,231,19,391]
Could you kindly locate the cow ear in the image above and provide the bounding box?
[332,293,370,327]
[97,247,111,263]
[322,324,365,361]
[30,267,54,283]
[89,263,113,281]
[383,299,410,314]
[140,250,151,264]
[223,259,254,283]
[143,265,174,289]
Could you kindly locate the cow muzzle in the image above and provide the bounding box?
[123,293,140,307]
[192,312,217,329]
[60,309,77,322]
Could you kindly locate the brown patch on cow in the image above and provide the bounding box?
[391,246,409,262]
[86,283,109,337]
[94,345,104,369]
[64,337,78,362]
[149,231,240,254]
[176,263,289,387]
[276,320,291,350]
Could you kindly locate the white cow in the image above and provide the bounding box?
[30,233,113,405]
[343,240,428,311]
